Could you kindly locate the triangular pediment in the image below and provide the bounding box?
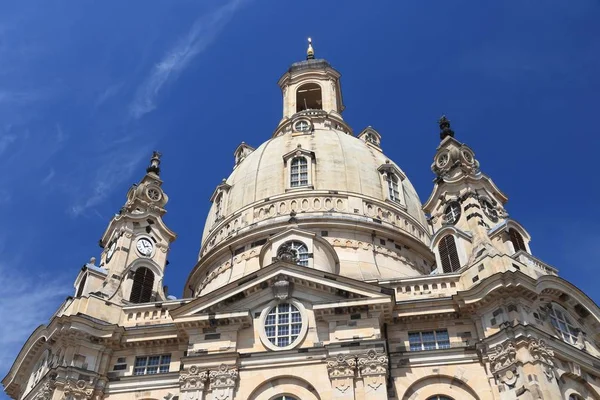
[170,262,393,324]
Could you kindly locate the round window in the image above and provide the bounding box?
[261,301,306,350]
[294,120,311,132]
[444,201,461,225]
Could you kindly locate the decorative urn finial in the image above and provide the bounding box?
[306,37,315,60]
[146,151,162,175]
[438,115,455,140]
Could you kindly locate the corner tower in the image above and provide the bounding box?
[73,152,177,304]
[423,117,534,275]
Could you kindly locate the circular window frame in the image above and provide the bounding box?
[146,186,162,202]
[293,119,312,133]
[444,201,461,225]
[436,151,450,168]
[258,299,308,351]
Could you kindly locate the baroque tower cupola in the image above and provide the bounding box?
[275,39,347,137]
[74,151,177,304]
[424,117,532,273]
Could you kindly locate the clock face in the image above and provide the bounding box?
[106,241,117,263]
[136,238,154,256]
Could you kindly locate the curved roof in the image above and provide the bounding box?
[201,127,428,246]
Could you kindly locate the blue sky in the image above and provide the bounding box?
[1,0,599,391]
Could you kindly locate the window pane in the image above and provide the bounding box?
[147,366,158,374]
[265,326,276,337]
[265,314,276,325]
[134,357,147,367]
[148,356,160,366]
[278,314,289,324]
[159,365,169,373]
[161,355,171,365]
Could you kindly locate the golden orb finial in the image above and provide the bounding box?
[306,37,315,60]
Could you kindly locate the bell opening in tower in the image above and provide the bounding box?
[296,83,322,112]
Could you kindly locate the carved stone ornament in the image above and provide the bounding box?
[528,339,555,379]
[489,341,517,373]
[357,349,388,390]
[271,275,292,300]
[57,378,95,399]
[497,368,520,388]
[327,354,357,393]
[208,364,239,400]
[180,365,208,390]
[276,243,297,263]
[32,379,55,400]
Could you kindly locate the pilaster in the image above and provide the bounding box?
[207,364,238,400]
[179,365,208,400]
[326,354,357,399]
[357,349,388,399]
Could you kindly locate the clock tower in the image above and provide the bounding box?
[74,151,177,304]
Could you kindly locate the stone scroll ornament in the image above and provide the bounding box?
[357,349,388,390]
[208,364,239,400]
[179,365,208,400]
[528,339,555,379]
[327,354,357,393]
[489,341,519,388]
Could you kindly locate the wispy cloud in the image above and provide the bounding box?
[129,0,247,119]
[69,147,150,217]
[0,259,71,369]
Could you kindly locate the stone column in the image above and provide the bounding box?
[208,364,239,400]
[326,354,357,399]
[357,349,388,400]
[179,365,208,400]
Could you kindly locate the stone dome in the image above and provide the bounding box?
[185,57,435,297]
[201,127,428,246]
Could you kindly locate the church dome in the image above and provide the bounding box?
[185,53,434,297]
[201,127,428,245]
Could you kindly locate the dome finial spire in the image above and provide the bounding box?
[438,115,455,140]
[306,37,315,60]
[146,150,162,175]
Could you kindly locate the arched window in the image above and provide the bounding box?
[290,157,308,187]
[296,83,322,112]
[438,235,460,273]
[387,173,400,202]
[509,228,526,253]
[569,394,584,400]
[549,304,579,345]
[214,192,223,220]
[427,396,453,400]
[76,273,87,297]
[279,241,309,267]
[129,267,155,303]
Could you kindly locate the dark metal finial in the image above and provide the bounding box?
[438,115,454,140]
[146,150,162,175]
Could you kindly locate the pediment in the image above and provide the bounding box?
[170,262,393,324]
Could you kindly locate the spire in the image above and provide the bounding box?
[306,37,315,60]
[438,115,455,140]
[146,150,162,175]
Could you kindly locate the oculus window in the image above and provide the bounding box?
[264,303,303,348]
